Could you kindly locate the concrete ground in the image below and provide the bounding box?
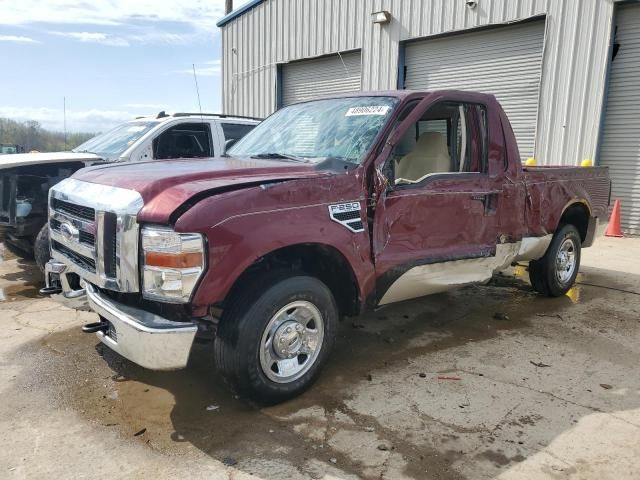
[1,236,639,480]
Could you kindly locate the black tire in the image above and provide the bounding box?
[34,224,50,273]
[529,224,581,297]
[215,273,338,404]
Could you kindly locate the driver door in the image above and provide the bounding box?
[372,94,511,305]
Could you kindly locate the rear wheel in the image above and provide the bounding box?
[214,274,338,404]
[529,224,581,297]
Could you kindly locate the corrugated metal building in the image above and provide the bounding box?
[218,0,640,233]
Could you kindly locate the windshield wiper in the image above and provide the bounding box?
[250,152,308,163]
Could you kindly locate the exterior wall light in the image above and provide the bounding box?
[372,11,391,24]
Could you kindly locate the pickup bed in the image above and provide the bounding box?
[47,90,610,403]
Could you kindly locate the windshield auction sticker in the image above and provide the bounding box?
[345,106,391,116]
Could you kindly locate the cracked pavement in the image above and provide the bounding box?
[1,236,639,479]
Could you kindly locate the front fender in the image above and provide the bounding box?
[169,166,374,310]
[176,197,375,310]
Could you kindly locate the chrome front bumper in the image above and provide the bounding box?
[85,283,197,370]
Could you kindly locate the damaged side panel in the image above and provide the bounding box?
[522,166,610,237]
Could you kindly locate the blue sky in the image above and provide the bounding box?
[0,0,251,132]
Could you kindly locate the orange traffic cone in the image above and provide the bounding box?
[605,199,624,237]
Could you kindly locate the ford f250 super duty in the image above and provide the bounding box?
[46,91,610,403]
[0,112,258,273]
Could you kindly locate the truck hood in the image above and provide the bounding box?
[0,151,101,169]
[73,157,332,224]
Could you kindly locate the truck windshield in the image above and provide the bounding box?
[229,96,398,164]
[73,121,156,160]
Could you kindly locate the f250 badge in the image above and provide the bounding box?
[328,202,364,233]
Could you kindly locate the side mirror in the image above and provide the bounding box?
[224,138,237,153]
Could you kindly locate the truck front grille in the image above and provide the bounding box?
[50,217,96,246]
[51,198,95,222]
[103,212,118,278]
[49,179,143,293]
[52,240,96,272]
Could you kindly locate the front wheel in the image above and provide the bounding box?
[529,224,581,297]
[214,274,338,404]
[34,224,50,273]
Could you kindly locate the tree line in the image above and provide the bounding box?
[0,118,96,152]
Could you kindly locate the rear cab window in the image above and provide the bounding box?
[153,122,213,160]
[220,123,256,143]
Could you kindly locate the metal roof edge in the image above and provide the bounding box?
[216,0,265,27]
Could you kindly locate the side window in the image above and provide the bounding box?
[391,102,481,185]
[221,123,256,143]
[153,123,212,160]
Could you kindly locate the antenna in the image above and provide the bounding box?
[63,96,67,150]
[337,51,349,78]
[192,64,203,120]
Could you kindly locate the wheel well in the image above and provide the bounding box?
[225,244,361,318]
[559,203,590,242]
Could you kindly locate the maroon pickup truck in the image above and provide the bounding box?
[47,90,610,403]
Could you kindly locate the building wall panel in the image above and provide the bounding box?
[221,0,618,167]
[599,3,640,233]
[403,20,545,160]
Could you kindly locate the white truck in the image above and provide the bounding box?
[0,112,260,272]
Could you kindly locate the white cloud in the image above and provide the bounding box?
[50,29,212,47]
[51,31,130,47]
[127,31,207,45]
[122,103,169,110]
[0,34,39,43]
[0,1,255,47]
[176,60,221,77]
[0,0,253,29]
[0,106,137,133]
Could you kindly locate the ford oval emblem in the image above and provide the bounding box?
[59,222,79,242]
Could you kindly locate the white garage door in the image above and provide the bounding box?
[282,51,362,106]
[404,20,545,161]
[599,4,640,234]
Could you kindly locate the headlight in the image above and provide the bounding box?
[141,226,205,303]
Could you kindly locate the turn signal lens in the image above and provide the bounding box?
[141,226,206,303]
[144,251,204,269]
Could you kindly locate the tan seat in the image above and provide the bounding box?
[395,132,451,183]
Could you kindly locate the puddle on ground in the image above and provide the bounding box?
[0,284,41,302]
[12,275,555,479]
[0,242,43,303]
[0,242,18,261]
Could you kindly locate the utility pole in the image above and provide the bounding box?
[225,0,233,14]
[63,96,67,150]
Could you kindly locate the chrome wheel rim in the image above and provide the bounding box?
[259,301,325,384]
[555,237,577,285]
